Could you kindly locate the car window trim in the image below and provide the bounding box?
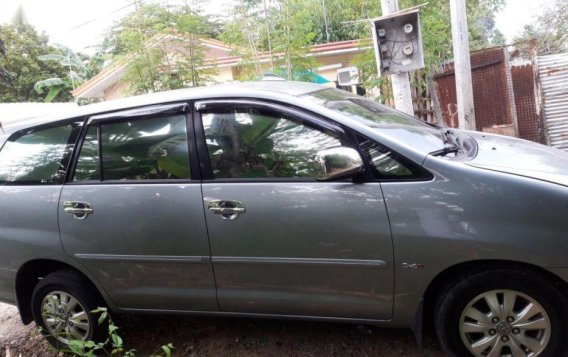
[66,102,199,184]
[87,102,189,124]
[193,109,213,180]
[193,98,353,182]
[65,178,200,185]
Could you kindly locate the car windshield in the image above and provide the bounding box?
[302,88,446,154]
[304,88,430,127]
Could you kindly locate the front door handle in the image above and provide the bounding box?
[63,201,93,220]
[207,199,246,220]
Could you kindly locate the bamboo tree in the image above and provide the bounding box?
[108,2,218,94]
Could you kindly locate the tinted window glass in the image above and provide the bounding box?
[73,114,190,181]
[357,135,428,179]
[74,126,99,181]
[0,125,73,184]
[101,115,190,180]
[304,88,432,128]
[302,88,446,155]
[202,109,341,178]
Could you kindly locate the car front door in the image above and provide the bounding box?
[59,103,217,311]
[195,100,394,320]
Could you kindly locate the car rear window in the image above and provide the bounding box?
[0,124,75,184]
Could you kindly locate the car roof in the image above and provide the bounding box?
[0,81,439,165]
[2,81,327,135]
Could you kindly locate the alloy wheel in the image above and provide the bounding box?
[459,289,551,357]
[40,291,91,344]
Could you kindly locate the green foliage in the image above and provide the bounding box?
[513,0,568,56]
[0,24,73,103]
[271,0,318,79]
[307,0,380,44]
[105,2,218,95]
[222,0,503,102]
[491,29,506,47]
[44,307,173,357]
[32,44,93,102]
[220,3,266,79]
[0,23,104,103]
[221,0,318,81]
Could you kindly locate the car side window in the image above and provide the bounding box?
[0,124,75,184]
[356,135,430,180]
[73,114,190,181]
[201,108,341,179]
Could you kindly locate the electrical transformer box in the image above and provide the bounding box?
[371,9,424,76]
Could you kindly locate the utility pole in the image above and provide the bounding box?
[450,0,476,130]
[380,0,414,115]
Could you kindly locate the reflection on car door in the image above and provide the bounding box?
[196,101,394,320]
[59,105,217,311]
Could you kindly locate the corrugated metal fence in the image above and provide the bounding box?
[538,53,568,150]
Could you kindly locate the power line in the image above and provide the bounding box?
[64,1,137,33]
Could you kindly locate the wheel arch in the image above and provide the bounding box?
[16,259,109,325]
[420,259,568,337]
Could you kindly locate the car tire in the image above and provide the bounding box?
[434,269,567,357]
[31,270,107,350]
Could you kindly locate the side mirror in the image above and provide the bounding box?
[314,147,363,181]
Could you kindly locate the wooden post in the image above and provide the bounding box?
[449,0,476,130]
[380,0,414,115]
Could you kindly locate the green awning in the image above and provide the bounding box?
[267,69,330,84]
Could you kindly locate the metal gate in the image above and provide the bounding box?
[538,53,568,151]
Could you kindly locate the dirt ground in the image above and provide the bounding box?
[0,302,444,356]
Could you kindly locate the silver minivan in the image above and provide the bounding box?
[1,82,567,357]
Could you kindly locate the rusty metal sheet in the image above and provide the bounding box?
[433,48,516,131]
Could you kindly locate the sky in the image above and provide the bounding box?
[0,0,553,55]
[494,0,550,41]
[0,0,234,54]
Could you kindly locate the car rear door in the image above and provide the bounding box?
[194,100,394,320]
[58,103,217,311]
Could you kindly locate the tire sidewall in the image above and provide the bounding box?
[436,270,566,357]
[31,277,103,351]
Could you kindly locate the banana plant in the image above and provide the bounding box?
[34,76,75,102]
[34,45,87,102]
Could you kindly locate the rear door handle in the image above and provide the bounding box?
[207,199,246,220]
[63,201,93,220]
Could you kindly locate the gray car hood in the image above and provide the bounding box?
[466,131,568,187]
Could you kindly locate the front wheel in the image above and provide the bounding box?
[434,269,567,357]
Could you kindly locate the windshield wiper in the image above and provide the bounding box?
[430,144,461,157]
[432,127,463,156]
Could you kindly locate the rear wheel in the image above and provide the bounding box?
[434,269,567,357]
[31,270,106,350]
